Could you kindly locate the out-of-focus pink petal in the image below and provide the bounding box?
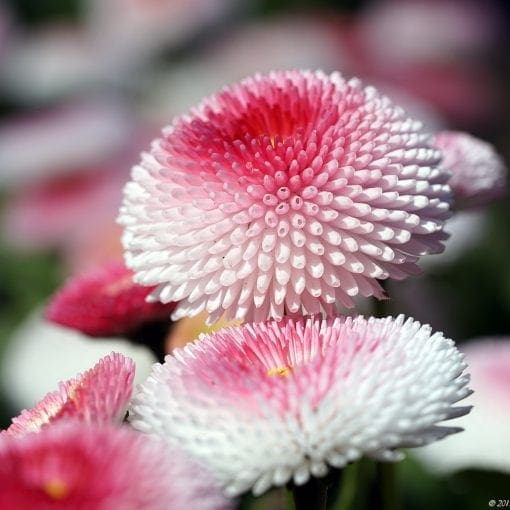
[0,421,232,510]
[46,260,176,337]
[3,353,135,437]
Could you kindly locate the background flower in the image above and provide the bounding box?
[130,315,471,496]
[0,421,232,510]
[45,260,176,337]
[1,311,155,412]
[433,131,507,209]
[120,70,451,323]
[0,97,132,187]
[4,352,134,436]
[415,339,510,475]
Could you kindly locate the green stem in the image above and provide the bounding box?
[375,462,400,510]
[331,462,359,510]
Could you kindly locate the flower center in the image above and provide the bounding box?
[43,478,69,500]
[267,365,293,377]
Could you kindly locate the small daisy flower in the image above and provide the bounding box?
[4,353,134,437]
[45,260,176,337]
[119,70,451,323]
[129,315,471,496]
[433,131,506,208]
[0,421,232,510]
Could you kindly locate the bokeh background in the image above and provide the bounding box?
[0,0,509,508]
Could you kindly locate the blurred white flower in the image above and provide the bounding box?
[0,310,156,411]
[415,339,510,474]
[421,210,487,269]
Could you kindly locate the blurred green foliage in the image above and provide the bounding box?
[4,0,82,25]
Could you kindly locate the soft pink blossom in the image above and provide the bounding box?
[46,260,176,337]
[0,311,155,411]
[2,167,123,250]
[354,0,501,63]
[0,421,232,510]
[0,97,132,186]
[433,131,506,208]
[85,0,241,72]
[130,315,471,496]
[1,127,156,271]
[3,353,134,437]
[120,70,451,323]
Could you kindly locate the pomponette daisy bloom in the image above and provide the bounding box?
[3,352,134,436]
[46,260,176,337]
[119,70,451,323]
[129,315,472,496]
[0,421,232,510]
[433,131,506,209]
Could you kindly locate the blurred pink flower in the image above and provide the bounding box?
[0,1,244,101]
[0,421,232,510]
[46,260,176,337]
[1,126,157,271]
[337,0,503,126]
[0,25,103,102]
[2,168,121,249]
[354,0,501,63]
[120,70,451,323]
[433,131,506,209]
[130,315,471,496]
[416,339,510,474]
[3,353,134,437]
[85,0,242,71]
[143,14,444,133]
[0,97,133,186]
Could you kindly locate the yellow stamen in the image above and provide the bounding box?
[43,479,69,500]
[267,366,292,377]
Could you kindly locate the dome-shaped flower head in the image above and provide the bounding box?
[433,131,506,209]
[3,353,134,437]
[0,421,232,510]
[129,315,471,496]
[45,260,177,337]
[119,70,452,323]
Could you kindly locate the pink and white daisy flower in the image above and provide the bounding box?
[3,353,134,437]
[433,131,506,209]
[119,70,451,323]
[129,315,471,496]
[45,260,176,337]
[0,421,232,510]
